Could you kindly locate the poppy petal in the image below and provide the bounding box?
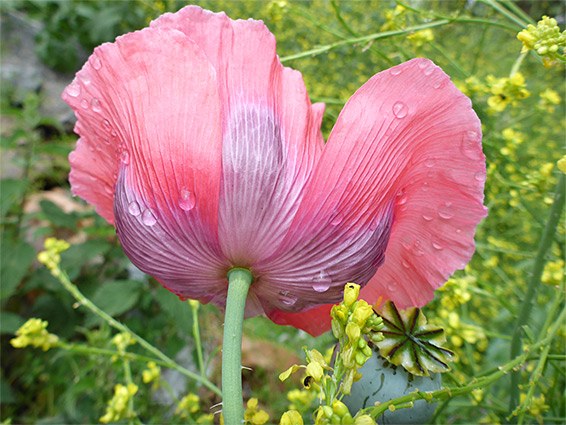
[151,6,325,266]
[64,27,229,301]
[263,58,487,335]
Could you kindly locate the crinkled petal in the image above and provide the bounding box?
[64,27,229,302]
[267,58,487,336]
[151,6,325,268]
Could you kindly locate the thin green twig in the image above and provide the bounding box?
[508,173,565,412]
[53,270,222,397]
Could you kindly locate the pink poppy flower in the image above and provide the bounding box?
[63,6,487,336]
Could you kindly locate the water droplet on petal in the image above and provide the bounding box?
[80,99,89,109]
[474,171,487,182]
[102,119,112,131]
[421,63,435,76]
[179,189,196,211]
[128,201,141,216]
[312,271,331,293]
[390,66,403,76]
[424,157,436,168]
[142,209,157,226]
[438,202,454,219]
[456,228,462,234]
[402,260,411,269]
[461,131,481,160]
[369,219,379,231]
[121,150,130,165]
[386,281,397,291]
[91,98,102,112]
[111,129,118,137]
[278,291,297,307]
[432,238,444,250]
[67,82,80,97]
[330,211,343,226]
[90,55,102,70]
[422,207,435,221]
[79,73,91,85]
[104,183,113,194]
[422,182,430,192]
[392,101,408,119]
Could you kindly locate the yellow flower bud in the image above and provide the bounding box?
[354,414,376,424]
[281,410,304,425]
[344,283,360,307]
[306,361,324,382]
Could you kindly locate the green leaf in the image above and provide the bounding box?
[0,311,25,334]
[60,239,112,280]
[39,200,77,230]
[1,178,28,218]
[0,238,35,300]
[374,301,454,376]
[86,280,144,327]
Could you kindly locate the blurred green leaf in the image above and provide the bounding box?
[86,279,144,326]
[60,239,111,280]
[39,200,77,230]
[0,238,35,300]
[0,376,15,404]
[0,311,25,334]
[1,178,29,218]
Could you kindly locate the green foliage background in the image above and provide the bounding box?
[1,0,564,424]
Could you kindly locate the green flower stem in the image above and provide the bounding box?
[509,173,565,412]
[222,268,253,425]
[478,0,528,28]
[190,301,206,378]
[52,269,222,397]
[369,304,566,420]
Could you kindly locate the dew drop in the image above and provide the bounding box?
[402,260,411,269]
[104,183,113,195]
[474,171,487,182]
[179,189,196,211]
[91,55,102,70]
[142,209,157,226]
[102,119,112,131]
[277,291,297,307]
[401,240,412,250]
[79,72,91,85]
[67,82,81,97]
[91,98,102,112]
[312,271,331,293]
[386,281,397,291]
[128,201,141,216]
[422,207,435,221]
[392,101,408,119]
[460,131,481,160]
[111,128,118,137]
[424,157,436,168]
[438,202,454,219]
[422,182,430,192]
[432,238,444,250]
[422,63,435,76]
[80,99,89,109]
[456,228,462,234]
[121,150,130,165]
[329,211,343,226]
[390,66,403,76]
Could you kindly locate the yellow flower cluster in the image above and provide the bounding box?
[10,318,59,351]
[558,156,566,174]
[142,361,160,387]
[244,398,270,425]
[407,29,434,47]
[456,76,488,97]
[314,399,375,425]
[266,0,289,24]
[37,237,70,278]
[176,393,200,417]
[520,393,549,424]
[517,16,566,68]
[331,283,383,394]
[111,332,135,355]
[542,259,564,286]
[380,5,406,32]
[437,276,474,310]
[486,73,530,112]
[538,88,561,113]
[286,388,317,413]
[99,383,138,423]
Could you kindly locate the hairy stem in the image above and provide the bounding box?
[222,268,253,425]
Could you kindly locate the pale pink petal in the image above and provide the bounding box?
[255,58,487,327]
[64,27,229,302]
[151,7,325,270]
